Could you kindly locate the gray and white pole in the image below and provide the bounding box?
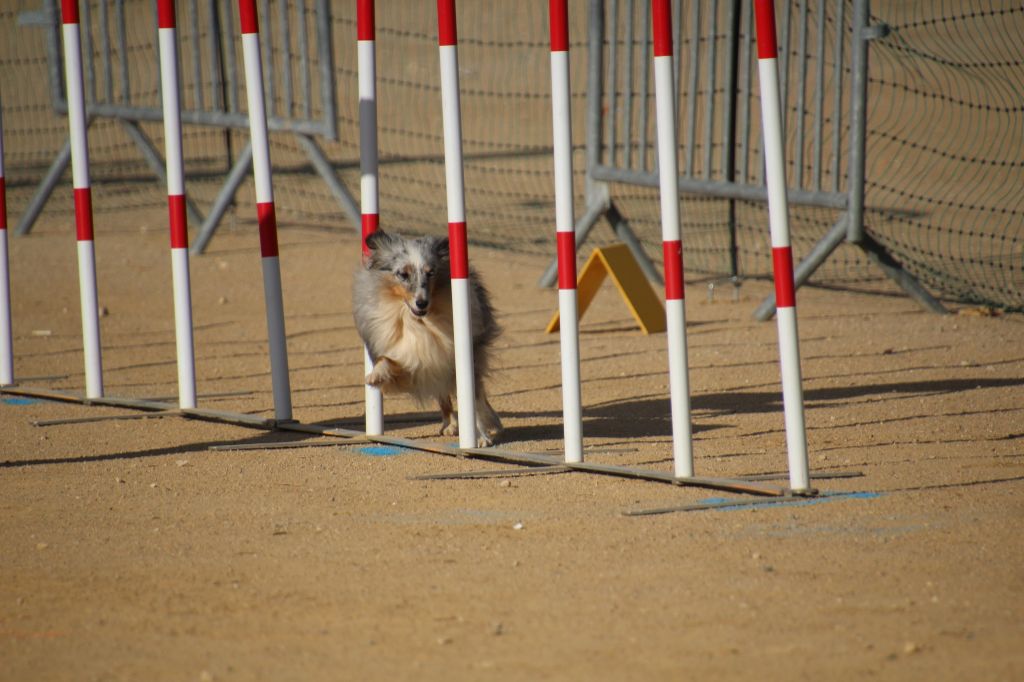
[0,90,12,387]
[358,0,384,436]
[238,0,293,421]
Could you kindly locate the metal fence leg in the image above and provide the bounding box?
[859,235,948,314]
[190,142,253,255]
[14,140,71,236]
[119,120,205,228]
[753,214,849,321]
[606,202,663,286]
[294,133,360,232]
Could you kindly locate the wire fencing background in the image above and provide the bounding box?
[1,0,1020,309]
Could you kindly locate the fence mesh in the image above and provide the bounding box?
[1,0,1020,309]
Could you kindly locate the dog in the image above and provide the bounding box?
[352,229,503,447]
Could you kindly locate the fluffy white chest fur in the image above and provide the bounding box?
[363,293,456,404]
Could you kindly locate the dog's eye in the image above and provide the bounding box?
[424,270,434,279]
[395,270,409,281]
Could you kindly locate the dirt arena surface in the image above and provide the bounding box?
[1,220,1022,681]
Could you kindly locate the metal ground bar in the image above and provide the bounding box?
[2,385,793,498]
[410,465,574,481]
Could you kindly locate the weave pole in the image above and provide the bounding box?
[651,0,695,477]
[60,0,103,399]
[548,0,584,463]
[238,0,293,421]
[753,0,811,492]
[0,92,12,386]
[157,0,197,409]
[436,0,477,448]
[357,0,383,436]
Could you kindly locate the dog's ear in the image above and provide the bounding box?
[434,237,450,262]
[364,229,394,252]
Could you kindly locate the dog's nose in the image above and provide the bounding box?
[415,298,429,311]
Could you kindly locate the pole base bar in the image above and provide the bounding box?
[2,385,810,499]
[410,464,572,481]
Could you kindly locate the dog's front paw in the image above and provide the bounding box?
[440,422,458,437]
[366,357,399,388]
[476,432,495,448]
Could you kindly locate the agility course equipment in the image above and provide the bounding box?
[60,0,104,400]
[546,243,665,335]
[156,0,198,410]
[0,383,807,506]
[0,0,837,506]
[0,92,11,387]
[238,0,293,422]
[548,0,584,464]
[436,0,478,449]
[357,0,384,437]
[650,0,696,479]
[753,0,811,492]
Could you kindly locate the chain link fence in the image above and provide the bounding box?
[1,0,1020,309]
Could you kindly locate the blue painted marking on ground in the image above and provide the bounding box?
[357,445,409,457]
[2,397,40,406]
[697,491,881,511]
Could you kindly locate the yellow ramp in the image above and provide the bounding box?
[546,243,666,335]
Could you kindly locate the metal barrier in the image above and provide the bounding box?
[541,0,946,319]
[15,0,359,253]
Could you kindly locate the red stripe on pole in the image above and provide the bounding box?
[651,0,673,57]
[549,0,569,52]
[437,0,457,46]
[168,194,188,249]
[361,213,378,257]
[257,202,279,257]
[238,0,259,35]
[357,0,375,41]
[157,0,176,29]
[60,0,80,24]
[0,178,7,230]
[772,246,796,308]
[448,221,468,279]
[73,188,94,241]
[754,0,779,60]
[663,240,684,300]
[556,231,577,290]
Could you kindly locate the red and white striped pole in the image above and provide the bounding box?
[436,0,477,449]
[753,0,811,492]
[61,0,103,399]
[358,0,383,436]
[549,0,583,463]
[157,0,197,410]
[0,92,12,387]
[651,0,695,478]
[238,0,293,421]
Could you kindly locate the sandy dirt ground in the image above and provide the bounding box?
[1,215,1022,681]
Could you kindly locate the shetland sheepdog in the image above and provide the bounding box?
[352,229,503,447]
